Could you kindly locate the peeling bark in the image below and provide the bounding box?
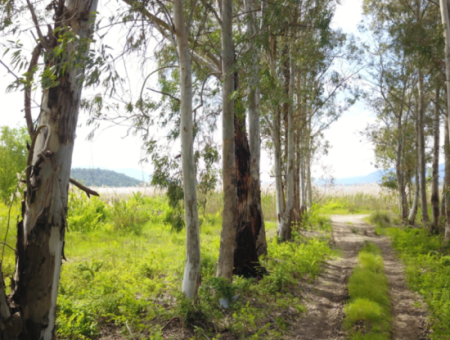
[4,1,99,339]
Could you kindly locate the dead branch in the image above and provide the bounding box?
[69,178,100,198]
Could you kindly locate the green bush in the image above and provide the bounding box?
[67,192,107,232]
[368,211,392,229]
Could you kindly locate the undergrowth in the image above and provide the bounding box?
[344,242,391,340]
[386,227,450,339]
[0,189,335,339]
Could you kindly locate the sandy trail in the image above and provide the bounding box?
[289,215,429,340]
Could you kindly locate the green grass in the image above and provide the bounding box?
[344,242,391,340]
[386,227,450,339]
[0,189,335,339]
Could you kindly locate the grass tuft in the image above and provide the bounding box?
[344,242,391,340]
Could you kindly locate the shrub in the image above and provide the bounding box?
[368,211,391,229]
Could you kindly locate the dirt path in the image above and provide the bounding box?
[289,215,429,340]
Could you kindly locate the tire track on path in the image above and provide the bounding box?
[289,215,429,340]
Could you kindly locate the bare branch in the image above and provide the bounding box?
[69,178,100,198]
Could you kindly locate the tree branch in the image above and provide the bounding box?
[69,178,100,198]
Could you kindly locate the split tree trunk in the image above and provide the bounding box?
[4,1,99,339]
[417,69,430,227]
[217,0,238,281]
[431,87,441,233]
[173,0,201,298]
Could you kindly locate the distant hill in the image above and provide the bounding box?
[112,168,152,182]
[71,168,142,187]
[333,164,445,185]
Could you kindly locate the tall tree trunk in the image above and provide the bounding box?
[444,115,450,244]
[174,0,201,298]
[278,43,295,241]
[408,164,420,225]
[5,1,99,339]
[245,0,267,257]
[217,0,238,281]
[233,112,263,277]
[306,122,313,209]
[417,69,430,227]
[409,121,420,225]
[431,87,441,233]
[268,36,285,234]
[396,86,408,221]
[439,0,450,154]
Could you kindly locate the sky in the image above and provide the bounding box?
[0,0,378,181]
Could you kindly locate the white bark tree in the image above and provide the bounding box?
[173,0,201,298]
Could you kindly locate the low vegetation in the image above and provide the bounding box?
[344,242,391,340]
[0,189,335,339]
[368,211,450,339]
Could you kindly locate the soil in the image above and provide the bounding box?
[289,215,430,340]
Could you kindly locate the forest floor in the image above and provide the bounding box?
[293,215,430,340]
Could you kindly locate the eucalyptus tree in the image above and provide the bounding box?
[363,42,416,221]
[363,0,443,228]
[259,0,358,240]
[216,0,238,280]
[173,0,201,298]
[0,0,99,338]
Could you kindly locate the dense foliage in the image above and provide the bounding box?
[0,126,28,203]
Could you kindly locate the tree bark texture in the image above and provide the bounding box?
[417,69,430,227]
[217,0,238,281]
[245,0,267,257]
[431,87,441,232]
[173,0,201,298]
[233,112,264,277]
[4,1,99,339]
